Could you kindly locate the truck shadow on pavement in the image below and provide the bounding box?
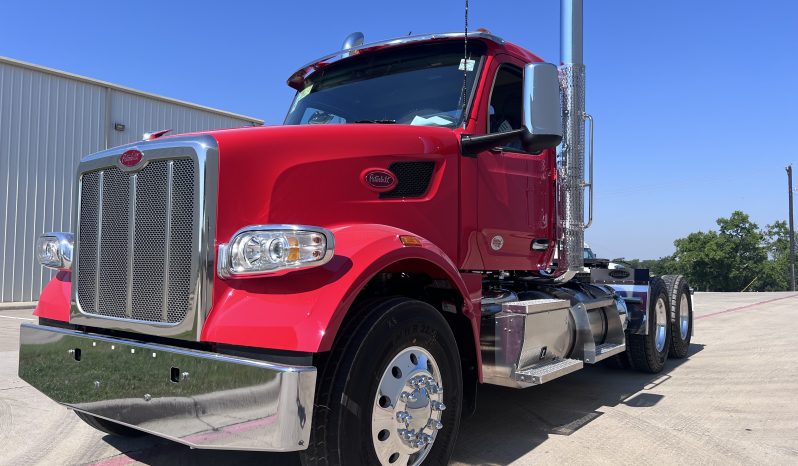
[99,344,704,466]
[451,343,705,465]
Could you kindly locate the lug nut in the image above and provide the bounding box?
[396,411,412,422]
[428,419,443,430]
[432,401,446,411]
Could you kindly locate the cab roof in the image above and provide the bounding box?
[287,32,543,90]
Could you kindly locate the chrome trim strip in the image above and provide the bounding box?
[71,135,218,341]
[287,31,504,87]
[162,161,174,322]
[94,171,103,314]
[126,173,137,318]
[18,323,316,452]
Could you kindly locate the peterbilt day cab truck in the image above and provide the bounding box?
[19,2,694,465]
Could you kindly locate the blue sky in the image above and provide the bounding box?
[2,1,795,259]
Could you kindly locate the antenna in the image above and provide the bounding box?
[462,0,469,128]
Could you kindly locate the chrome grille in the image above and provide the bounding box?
[76,159,196,324]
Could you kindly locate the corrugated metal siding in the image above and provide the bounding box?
[109,90,253,148]
[0,60,259,303]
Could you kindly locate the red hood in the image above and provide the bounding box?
[207,123,463,261]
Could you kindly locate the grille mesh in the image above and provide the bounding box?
[380,161,435,199]
[76,159,196,324]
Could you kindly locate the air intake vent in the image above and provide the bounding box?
[380,161,435,199]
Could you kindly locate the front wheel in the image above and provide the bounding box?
[301,298,462,466]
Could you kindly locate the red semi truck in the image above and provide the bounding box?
[20,2,693,465]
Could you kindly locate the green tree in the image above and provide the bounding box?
[648,255,677,276]
[613,212,794,291]
[757,220,794,291]
[672,211,765,291]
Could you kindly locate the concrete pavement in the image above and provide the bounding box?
[1,292,796,465]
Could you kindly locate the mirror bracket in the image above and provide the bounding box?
[461,129,561,156]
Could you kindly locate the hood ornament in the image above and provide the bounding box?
[143,129,172,141]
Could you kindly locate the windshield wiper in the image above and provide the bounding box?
[353,119,397,124]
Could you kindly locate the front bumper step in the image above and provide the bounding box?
[18,323,316,451]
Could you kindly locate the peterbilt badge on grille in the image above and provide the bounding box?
[120,149,144,168]
[362,168,397,192]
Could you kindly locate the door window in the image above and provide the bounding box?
[488,65,524,150]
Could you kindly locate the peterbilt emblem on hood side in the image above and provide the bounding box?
[609,269,631,279]
[362,168,397,192]
[120,150,144,168]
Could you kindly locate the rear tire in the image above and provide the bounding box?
[662,274,693,358]
[300,297,462,466]
[627,277,671,373]
[74,411,144,437]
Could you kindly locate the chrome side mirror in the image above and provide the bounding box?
[522,62,563,152]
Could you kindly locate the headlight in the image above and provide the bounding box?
[217,225,334,278]
[36,232,74,270]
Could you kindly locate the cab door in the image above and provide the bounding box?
[476,59,554,271]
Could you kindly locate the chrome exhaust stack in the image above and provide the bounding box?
[553,0,587,281]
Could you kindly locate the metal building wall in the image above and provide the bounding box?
[109,91,252,148]
[0,58,261,303]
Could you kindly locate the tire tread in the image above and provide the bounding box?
[662,274,693,358]
[627,277,670,373]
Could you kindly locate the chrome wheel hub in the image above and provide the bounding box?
[655,297,668,352]
[372,346,443,466]
[679,293,690,339]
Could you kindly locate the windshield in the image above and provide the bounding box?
[583,247,596,260]
[284,42,486,128]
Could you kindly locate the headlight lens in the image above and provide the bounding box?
[36,232,74,270]
[218,226,334,278]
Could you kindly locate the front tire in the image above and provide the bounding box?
[301,298,462,466]
[627,277,671,373]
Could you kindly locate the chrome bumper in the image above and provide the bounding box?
[18,323,316,451]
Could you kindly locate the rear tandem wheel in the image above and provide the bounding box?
[661,274,693,358]
[627,277,671,373]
